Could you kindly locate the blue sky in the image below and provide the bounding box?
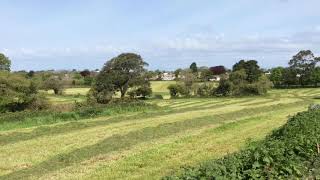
[1,0,320,71]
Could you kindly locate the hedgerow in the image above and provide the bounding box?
[0,101,157,131]
[164,107,320,179]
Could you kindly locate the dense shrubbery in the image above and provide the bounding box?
[0,100,157,131]
[168,60,272,98]
[0,72,49,112]
[269,50,320,88]
[196,83,216,97]
[164,108,320,179]
[128,85,152,99]
[215,60,272,96]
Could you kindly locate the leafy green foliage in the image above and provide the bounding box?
[190,62,198,73]
[0,53,11,71]
[0,72,47,112]
[164,109,320,179]
[128,85,153,98]
[0,101,156,131]
[93,53,149,102]
[233,60,262,83]
[216,60,272,96]
[269,67,284,86]
[43,76,64,95]
[289,50,319,86]
[196,83,216,97]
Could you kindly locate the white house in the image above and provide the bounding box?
[209,75,221,82]
[161,72,175,81]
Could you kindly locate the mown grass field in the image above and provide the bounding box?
[1,82,320,179]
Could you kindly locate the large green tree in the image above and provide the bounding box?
[310,67,320,87]
[190,62,198,73]
[289,50,319,86]
[94,53,149,101]
[0,53,11,71]
[232,60,262,83]
[269,67,284,86]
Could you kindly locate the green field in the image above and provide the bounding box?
[44,81,176,104]
[1,82,320,179]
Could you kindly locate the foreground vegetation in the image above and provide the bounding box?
[165,106,320,179]
[0,87,319,179]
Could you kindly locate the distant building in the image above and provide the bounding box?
[265,72,271,75]
[209,75,221,82]
[161,72,175,81]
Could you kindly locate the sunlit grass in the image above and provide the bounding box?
[0,88,320,179]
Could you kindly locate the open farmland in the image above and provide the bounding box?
[44,81,176,104]
[0,84,320,179]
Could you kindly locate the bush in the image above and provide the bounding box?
[128,86,152,99]
[168,84,190,98]
[0,72,49,112]
[216,72,272,96]
[215,79,232,96]
[25,94,50,111]
[164,108,320,179]
[196,83,216,97]
[168,84,180,97]
[43,76,64,95]
[87,88,113,104]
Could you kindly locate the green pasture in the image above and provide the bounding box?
[0,85,320,179]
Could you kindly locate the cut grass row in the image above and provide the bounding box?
[0,99,310,178]
[0,88,319,179]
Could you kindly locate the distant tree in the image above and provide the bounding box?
[168,84,180,97]
[233,60,262,83]
[269,67,284,86]
[216,60,271,96]
[200,68,213,81]
[174,68,182,79]
[154,69,162,80]
[289,50,319,86]
[190,62,198,73]
[84,76,95,86]
[311,67,320,87]
[0,72,48,112]
[0,53,11,71]
[282,68,298,86]
[26,70,35,78]
[180,70,197,95]
[43,77,63,95]
[209,66,227,75]
[94,53,149,101]
[80,69,91,77]
[215,78,232,96]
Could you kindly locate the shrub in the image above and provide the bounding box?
[168,84,190,98]
[164,108,320,179]
[196,83,216,97]
[215,79,232,96]
[128,86,152,98]
[87,88,113,104]
[25,94,50,111]
[168,84,180,97]
[0,72,49,112]
[43,76,64,95]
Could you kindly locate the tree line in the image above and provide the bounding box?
[269,50,320,88]
[0,49,319,112]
